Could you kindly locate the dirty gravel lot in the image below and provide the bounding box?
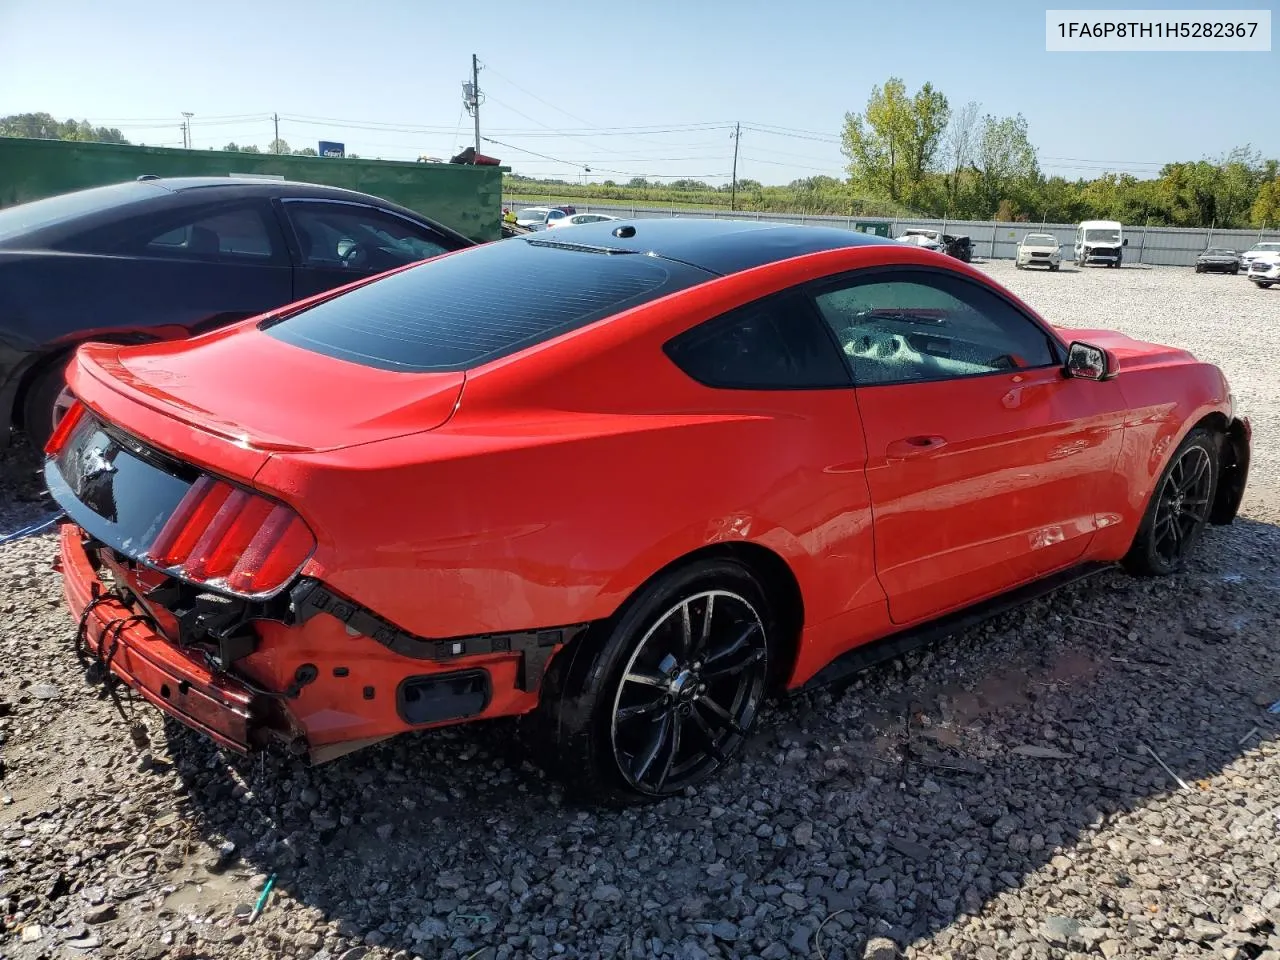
[2,262,1279,960]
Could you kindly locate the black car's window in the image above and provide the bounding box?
[264,237,712,372]
[284,201,451,272]
[812,271,1057,386]
[144,207,276,259]
[665,292,850,390]
[0,181,162,243]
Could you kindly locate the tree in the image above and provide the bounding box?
[841,78,908,200]
[974,113,1038,217]
[222,142,262,153]
[292,146,318,156]
[627,177,650,188]
[0,112,128,144]
[841,77,948,203]
[266,138,290,156]
[942,100,979,208]
[1253,177,1280,226]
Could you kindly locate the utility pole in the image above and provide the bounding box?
[462,56,484,158]
[471,54,481,155]
[729,122,741,212]
[273,113,280,153]
[182,112,193,149]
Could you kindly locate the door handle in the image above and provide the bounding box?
[886,435,949,460]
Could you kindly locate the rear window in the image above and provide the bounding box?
[0,181,162,243]
[263,236,712,372]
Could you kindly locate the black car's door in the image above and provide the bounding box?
[89,198,294,336]
[275,199,459,300]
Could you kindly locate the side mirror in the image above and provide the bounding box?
[1066,341,1118,381]
[1123,237,1129,246]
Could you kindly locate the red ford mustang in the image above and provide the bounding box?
[45,219,1250,802]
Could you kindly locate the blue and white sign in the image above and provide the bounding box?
[318,141,345,158]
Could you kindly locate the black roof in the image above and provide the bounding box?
[528,217,897,276]
[0,176,473,249]
[140,176,410,205]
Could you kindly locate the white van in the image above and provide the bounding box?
[1074,220,1127,268]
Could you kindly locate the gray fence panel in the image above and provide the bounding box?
[503,197,1279,267]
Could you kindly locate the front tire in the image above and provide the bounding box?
[1123,427,1219,577]
[1258,281,1273,289]
[535,559,775,803]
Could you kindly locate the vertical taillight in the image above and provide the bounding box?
[44,400,86,455]
[145,475,315,597]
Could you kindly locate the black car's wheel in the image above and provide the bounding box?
[1257,281,1273,289]
[1124,427,1219,577]
[21,359,74,451]
[1050,263,1060,271]
[1232,267,1239,275]
[1195,264,1204,273]
[535,558,775,804]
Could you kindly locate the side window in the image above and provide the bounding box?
[665,292,851,390]
[284,202,451,272]
[811,272,1057,386]
[141,206,277,261]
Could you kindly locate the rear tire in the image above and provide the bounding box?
[532,559,776,804]
[21,359,74,451]
[1123,427,1219,577]
[1258,281,1273,289]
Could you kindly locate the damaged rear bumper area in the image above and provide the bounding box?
[46,408,592,762]
[57,523,263,752]
[56,522,590,762]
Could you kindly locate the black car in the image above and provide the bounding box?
[0,177,475,448]
[1194,247,1241,274]
[942,233,972,262]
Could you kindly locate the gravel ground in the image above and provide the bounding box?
[1,264,1278,960]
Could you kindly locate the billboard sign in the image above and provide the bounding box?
[318,141,345,158]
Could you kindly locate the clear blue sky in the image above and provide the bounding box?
[1,0,1274,185]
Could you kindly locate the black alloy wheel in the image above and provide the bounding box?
[610,589,769,796]
[1150,444,1213,567]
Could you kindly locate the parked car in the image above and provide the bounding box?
[1074,220,1127,267]
[1194,247,1241,274]
[1246,252,1280,288]
[896,232,943,253]
[898,228,972,262]
[546,213,620,229]
[514,205,576,230]
[1015,233,1062,270]
[46,219,1250,802]
[0,177,474,449]
[1240,241,1280,274]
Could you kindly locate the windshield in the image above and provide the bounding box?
[1023,235,1057,246]
[0,181,160,242]
[517,208,549,221]
[1084,228,1121,243]
[1204,248,1235,256]
[1251,242,1280,252]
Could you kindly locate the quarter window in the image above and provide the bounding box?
[665,292,851,390]
[811,271,1057,385]
[143,206,277,260]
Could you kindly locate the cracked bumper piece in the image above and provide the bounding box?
[58,523,260,752]
[57,524,590,761]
